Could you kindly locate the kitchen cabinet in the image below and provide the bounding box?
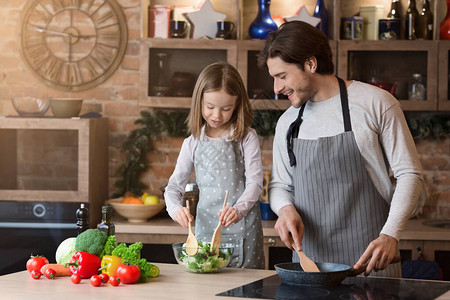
[337,40,438,111]
[0,117,109,226]
[138,38,237,108]
[138,0,449,111]
[439,40,450,111]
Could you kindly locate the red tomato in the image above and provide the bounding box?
[109,275,121,286]
[98,273,109,283]
[26,256,49,273]
[116,264,140,284]
[90,275,102,287]
[71,274,81,284]
[44,268,56,279]
[31,269,41,279]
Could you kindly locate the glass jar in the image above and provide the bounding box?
[408,73,426,100]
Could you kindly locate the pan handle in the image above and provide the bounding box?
[349,256,402,277]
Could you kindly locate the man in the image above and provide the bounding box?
[258,21,423,277]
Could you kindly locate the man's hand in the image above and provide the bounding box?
[274,205,304,251]
[353,234,398,276]
[174,207,192,228]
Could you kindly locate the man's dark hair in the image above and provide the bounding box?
[257,21,334,75]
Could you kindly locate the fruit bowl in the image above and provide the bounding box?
[49,98,83,118]
[107,197,165,223]
[172,242,234,273]
[12,97,50,117]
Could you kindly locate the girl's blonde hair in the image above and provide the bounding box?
[187,62,253,141]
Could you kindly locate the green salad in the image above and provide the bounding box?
[178,242,232,273]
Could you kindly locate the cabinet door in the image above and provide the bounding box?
[438,41,450,111]
[139,39,237,108]
[337,40,438,111]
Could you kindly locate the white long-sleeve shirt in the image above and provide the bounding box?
[269,81,424,241]
[165,127,263,220]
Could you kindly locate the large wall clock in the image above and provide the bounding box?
[21,0,128,92]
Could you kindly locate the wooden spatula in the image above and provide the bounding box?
[293,245,320,272]
[185,200,198,256]
[210,190,229,255]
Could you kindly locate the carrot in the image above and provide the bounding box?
[40,264,71,277]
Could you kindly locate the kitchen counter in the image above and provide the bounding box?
[114,217,450,241]
[114,217,450,269]
[0,263,275,300]
[1,264,449,300]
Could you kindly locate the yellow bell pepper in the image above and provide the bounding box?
[100,255,122,276]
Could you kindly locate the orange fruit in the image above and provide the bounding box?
[121,197,143,204]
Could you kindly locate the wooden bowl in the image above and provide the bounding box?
[107,197,166,223]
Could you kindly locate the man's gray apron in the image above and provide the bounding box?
[286,77,400,277]
[193,131,265,269]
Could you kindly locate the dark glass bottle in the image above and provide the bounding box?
[97,205,115,236]
[313,0,329,37]
[417,0,433,40]
[248,0,278,39]
[76,203,89,235]
[405,0,419,40]
[387,0,402,19]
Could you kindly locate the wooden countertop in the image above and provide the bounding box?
[0,263,276,300]
[114,217,450,242]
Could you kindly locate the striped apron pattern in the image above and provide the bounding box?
[288,77,400,277]
[194,131,264,269]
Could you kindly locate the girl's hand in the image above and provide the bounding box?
[219,206,239,227]
[174,207,193,228]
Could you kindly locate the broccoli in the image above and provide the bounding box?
[99,235,117,258]
[75,229,108,257]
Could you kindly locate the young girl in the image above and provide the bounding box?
[164,62,265,269]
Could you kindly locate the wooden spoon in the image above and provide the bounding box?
[210,190,229,255]
[293,245,320,272]
[185,200,198,256]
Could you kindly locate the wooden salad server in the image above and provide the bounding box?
[293,245,320,272]
[210,190,229,255]
[185,200,198,256]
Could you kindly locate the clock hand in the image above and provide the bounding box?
[33,27,96,40]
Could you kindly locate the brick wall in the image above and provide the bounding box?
[0,1,448,219]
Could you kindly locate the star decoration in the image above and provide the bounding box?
[284,6,321,27]
[185,0,227,39]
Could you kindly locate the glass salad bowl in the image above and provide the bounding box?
[172,242,234,273]
[12,97,50,117]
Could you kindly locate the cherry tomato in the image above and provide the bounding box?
[31,269,41,279]
[90,275,102,287]
[71,274,81,284]
[26,255,49,273]
[109,275,121,286]
[44,268,56,279]
[98,273,109,283]
[116,264,140,284]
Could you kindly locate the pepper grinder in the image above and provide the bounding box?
[76,203,89,235]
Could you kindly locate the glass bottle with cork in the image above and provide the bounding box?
[387,0,402,20]
[405,0,419,40]
[417,0,433,40]
[97,205,115,236]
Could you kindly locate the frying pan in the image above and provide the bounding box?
[275,256,401,286]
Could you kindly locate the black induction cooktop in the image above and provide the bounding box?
[217,274,450,300]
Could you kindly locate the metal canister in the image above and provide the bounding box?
[341,16,363,40]
[378,19,401,40]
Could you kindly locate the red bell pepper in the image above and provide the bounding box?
[68,251,101,279]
